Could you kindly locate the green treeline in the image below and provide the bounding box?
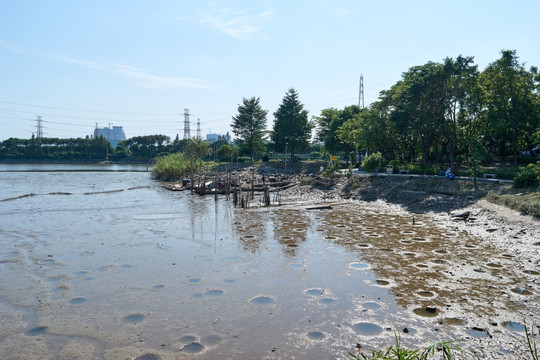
[3,50,540,174]
[317,50,540,170]
[0,134,229,162]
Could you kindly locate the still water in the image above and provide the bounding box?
[0,165,536,359]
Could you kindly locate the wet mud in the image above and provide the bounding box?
[0,168,539,359]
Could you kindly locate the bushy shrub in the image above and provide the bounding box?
[151,153,190,181]
[514,162,540,189]
[361,152,384,172]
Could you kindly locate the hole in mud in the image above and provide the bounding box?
[465,328,488,338]
[25,327,47,336]
[352,322,383,336]
[69,297,86,305]
[182,342,204,353]
[121,264,133,269]
[250,296,274,305]
[415,264,429,268]
[404,252,416,257]
[123,314,145,324]
[413,307,438,317]
[374,279,390,286]
[355,244,370,248]
[39,259,54,265]
[502,321,526,332]
[180,335,197,343]
[223,279,236,284]
[325,236,337,240]
[486,263,503,268]
[188,278,201,284]
[432,259,448,265]
[413,237,427,242]
[511,287,533,295]
[287,243,298,248]
[523,270,540,276]
[417,291,434,297]
[307,331,325,340]
[441,317,467,326]
[349,262,369,270]
[502,253,514,258]
[464,244,476,248]
[135,355,160,360]
[400,240,413,244]
[473,268,486,273]
[152,284,165,289]
[204,289,224,297]
[434,249,447,254]
[305,289,324,296]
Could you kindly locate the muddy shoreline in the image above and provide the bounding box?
[274,172,540,357]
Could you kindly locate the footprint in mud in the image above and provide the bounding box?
[135,354,160,360]
[182,342,204,353]
[223,279,236,284]
[81,251,95,257]
[187,278,201,284]
[203,289,224,297]
[465,327,489,338]
[511,287,533,295]
[69,297,86,305]
[152,284,165,290]
[352,322,383,336]
[349,262,369,270]
[307,331,325,340]
[373,279,390,286]
[502,321,526,332]
[250,296,275,305]
[319,298,336,305]
[413,306,439,317]
[304,288,325,296]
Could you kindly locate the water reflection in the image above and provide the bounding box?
[272,209,310,256]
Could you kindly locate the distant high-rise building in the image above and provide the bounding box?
[93,125,126,148]
[205,133,219,142]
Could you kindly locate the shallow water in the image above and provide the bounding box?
[0,165,538,359]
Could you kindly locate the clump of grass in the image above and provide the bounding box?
[151,153,191,181]
[487,191,540,217]
[350,325,540,360]
[349,332,478,360]
[525,325,539,360]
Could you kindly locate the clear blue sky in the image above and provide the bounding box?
[1,0,539,141]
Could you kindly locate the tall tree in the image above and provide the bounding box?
[314,105,359,159]
[231,97,268,162]
[272,88,312,161]
[479,50,537,164]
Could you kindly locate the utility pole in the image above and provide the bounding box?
[183,108,191,140]
[358,74,365,109]
[35,116,43,138]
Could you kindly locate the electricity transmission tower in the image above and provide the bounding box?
[35,116,43,138]
[358,74,364,109]
[183,109,191,140]
[196,118,201,139]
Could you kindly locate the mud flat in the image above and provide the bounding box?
[277,173,540,358]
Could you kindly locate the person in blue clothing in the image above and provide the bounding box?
[445,166,455,180]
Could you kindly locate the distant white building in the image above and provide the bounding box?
[93,125,127,148]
